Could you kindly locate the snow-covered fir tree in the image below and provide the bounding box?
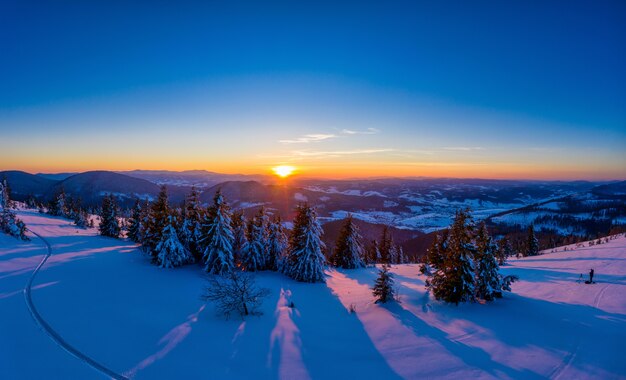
[126,200,142,242]
[525,225,539,256]
[0,180,28,240]
[242,207,270,271]
[398,246,408,264]
[156,215,191,268]
[73,208,89,228]
[283,204,326,283]
[0,179,13,210]
[242,217,266,271]
[474,223,502,301]
[333,215,365,269]
[496,236,513,265]
[268,216,287,272]
[48,187,67,217]
[389,244,399,264]
[372,263,395,303]
[377,226,393,264]
[98,194,120,238]
[200,190,235,275]
[428,209,476,304]
[181,187,203,261]
[231,210,248,265]
[145,186,170,257]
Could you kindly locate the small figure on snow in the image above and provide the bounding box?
[589,268,594,283]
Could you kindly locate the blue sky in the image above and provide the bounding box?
[1,1,624,179]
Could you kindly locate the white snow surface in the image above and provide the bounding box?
[1,211,625,379]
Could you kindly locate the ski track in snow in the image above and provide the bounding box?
[23,228,128,380]
[549,269,614,380]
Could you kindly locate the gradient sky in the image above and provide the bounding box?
[1,1,625,180]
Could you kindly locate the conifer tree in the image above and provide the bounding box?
[146,186,170,256]
[156,215,191,268]
[526,225,539,256]
[98,194,120,238]
[0,180,29,240]
[389,244,399,264]
[333,215,366,269]
[242,217,266,271]
[372,263,395,303]
[73,209,89,228]
[398,246,408,264]
[268,216,287,272]
[48,187,67,217]
[474,223,502,301]
[127,200,142,242]
[429,209,476,304]
[283,204,326,282]
[182,187,203,261]
[137,200,152,248]
[231,210,248,265]
[200,190,235,275]
[496,236,513,265]
[377,226,393,264]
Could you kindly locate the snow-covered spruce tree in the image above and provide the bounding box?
[126,200,142,242]
[333,215,365,269]
[421,232,447,276]
[429,209,476,305]
[98,194,120,238]
[48,187,68,217]
[398,246,408,264]
[0,179,13,210]
[200,190,235,275]
[474,222,502,301]
[389,244,399,264]
[377,226,393,264]
[146,186,170,257]
[231,210,248,266]
[364,240,378,265]
[283,204,326,283]
[242,217,265,271]
[0,180,29,241]
[182,187,203,261]
[243,207,270,271]
[496,236,513,266]
[372,263,395,303]
[525,225,539,257]
[73,208,89,228]
[268,216,287,272]
[156,215,191,268]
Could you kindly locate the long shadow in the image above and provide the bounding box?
[385,301,545,379]
[502,267,626,285]
[519,257,626,263]
[289,279,403,380]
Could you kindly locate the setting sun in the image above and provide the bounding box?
[272,165,296,178]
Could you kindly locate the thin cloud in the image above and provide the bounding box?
[442,146,484,151]
[341,128,380,135]
[279,134,337,144]
[292,148,394,157]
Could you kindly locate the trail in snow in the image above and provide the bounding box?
[23,228,128,380]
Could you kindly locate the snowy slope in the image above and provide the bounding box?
[1,211,625,379]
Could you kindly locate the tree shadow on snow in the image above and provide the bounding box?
[282,277,404,380]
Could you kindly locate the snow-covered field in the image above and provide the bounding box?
[1,211,625,379]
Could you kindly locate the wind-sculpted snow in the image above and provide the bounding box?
[1,211,625,379]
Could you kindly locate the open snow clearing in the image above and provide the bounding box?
[1,210,625,379]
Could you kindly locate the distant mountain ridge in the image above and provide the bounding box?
[2,169,622,237]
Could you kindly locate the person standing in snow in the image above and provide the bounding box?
[589,268,594,283]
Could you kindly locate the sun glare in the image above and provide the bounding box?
[272,165,296,178]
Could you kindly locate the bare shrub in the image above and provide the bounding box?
[201,271,270,319]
